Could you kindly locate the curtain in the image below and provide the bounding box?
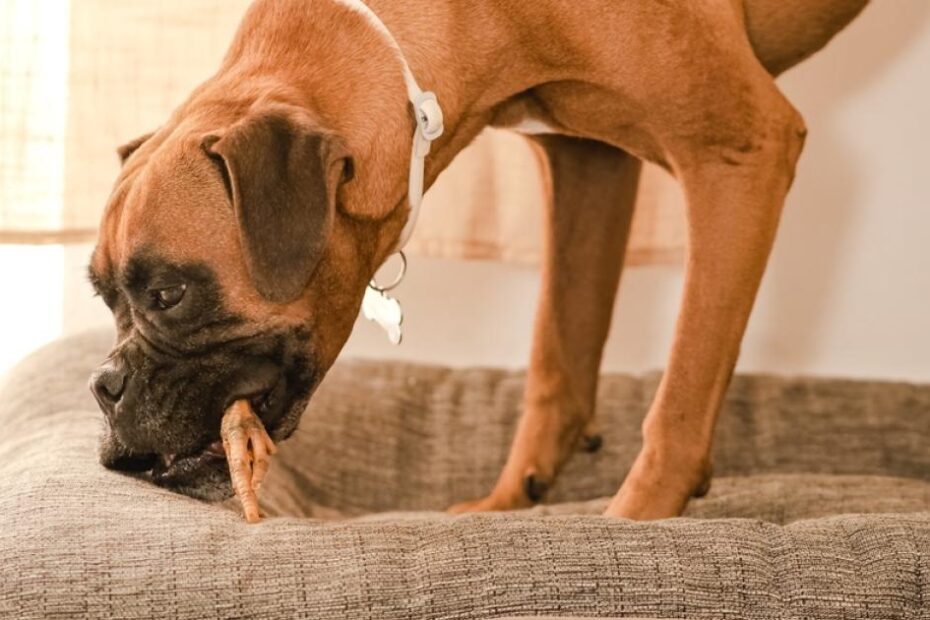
[0,0,684,265]
[412,130,686,265]
[0,0,70,241]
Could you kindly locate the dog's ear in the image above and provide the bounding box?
[117,132,155,165]
[203,113,350,303]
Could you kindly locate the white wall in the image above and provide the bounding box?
[60,0,930,382]
[0,246,63,375]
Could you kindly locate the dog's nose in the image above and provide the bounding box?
[90,360,128,414]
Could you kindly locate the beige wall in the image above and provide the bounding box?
[63,0,930,382]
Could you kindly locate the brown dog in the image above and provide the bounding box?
[88,0,870,517]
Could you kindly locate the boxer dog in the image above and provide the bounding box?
[89,0,870,518]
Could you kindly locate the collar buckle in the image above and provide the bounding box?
[414,91,444,146]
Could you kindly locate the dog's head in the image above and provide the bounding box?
[89,102,406,500]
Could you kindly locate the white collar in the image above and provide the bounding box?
[337,0,445,344]
[336,0,445,254]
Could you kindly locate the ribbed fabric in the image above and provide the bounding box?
[0,330,927,619]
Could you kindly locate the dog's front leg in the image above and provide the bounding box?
[605,93,807,519]
[451,135,640,512]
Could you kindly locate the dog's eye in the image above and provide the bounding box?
[152,284,187,310]
[342,157,355,183]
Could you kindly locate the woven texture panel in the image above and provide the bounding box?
[0,330,928,619]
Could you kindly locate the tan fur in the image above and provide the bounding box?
[93,0,871,519]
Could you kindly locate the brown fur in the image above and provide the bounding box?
[93,0,871,518]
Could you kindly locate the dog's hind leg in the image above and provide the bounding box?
[450,135,640,512]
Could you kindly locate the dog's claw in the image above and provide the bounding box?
[221,400,277,523]
[581,434,603,453]
[523,474,549,503]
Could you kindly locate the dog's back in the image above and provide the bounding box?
[743,0,869,74]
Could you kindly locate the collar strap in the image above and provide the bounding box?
[401,91,444,251]
[339,0,444,256]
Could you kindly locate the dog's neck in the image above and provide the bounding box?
[337,0,552,257]
[356,0,550,154]
[207,0,547,260]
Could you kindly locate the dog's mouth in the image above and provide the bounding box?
[149,389,281,479]
[99,384,293,503]
[150,442,226,482]
[98,338,319,502]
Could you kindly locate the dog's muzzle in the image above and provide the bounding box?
[90,328,316,500]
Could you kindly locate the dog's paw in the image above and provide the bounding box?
[448,473,553,514]
[603,447,712,520]
[447,494,530,514]
[447,496,505,514]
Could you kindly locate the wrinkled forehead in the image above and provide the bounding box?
[90,139,262,312]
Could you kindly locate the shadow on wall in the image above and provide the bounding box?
[759,0,930,369]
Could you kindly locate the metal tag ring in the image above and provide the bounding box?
[368,251,408,293]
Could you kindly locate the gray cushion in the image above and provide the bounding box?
[0,330,928,619]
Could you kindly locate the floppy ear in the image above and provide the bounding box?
[204,112,349,303]
[117,132,155,165]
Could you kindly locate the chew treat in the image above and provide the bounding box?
[221,400,278,523]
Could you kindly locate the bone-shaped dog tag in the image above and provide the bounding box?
[362,287,404,345]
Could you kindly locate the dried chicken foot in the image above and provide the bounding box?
[221,400,278,523]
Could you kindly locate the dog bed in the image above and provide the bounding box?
[0,330,928,619]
